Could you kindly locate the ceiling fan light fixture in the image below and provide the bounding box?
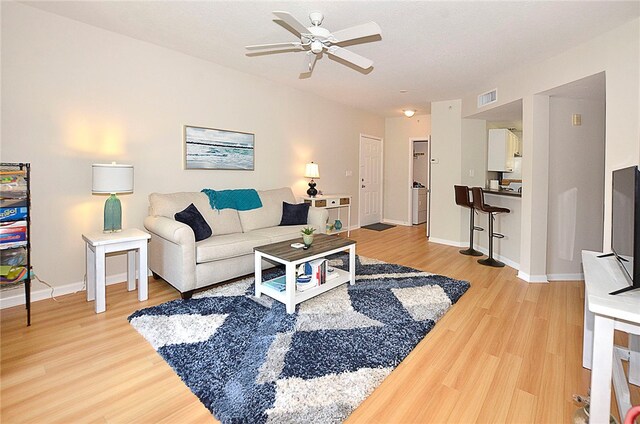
[310,40,323,54]
[403,109,416,118]
[309,11,324,27]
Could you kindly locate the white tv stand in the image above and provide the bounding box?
[582,250,640,423]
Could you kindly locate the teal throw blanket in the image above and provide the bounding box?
[201,189,263,211]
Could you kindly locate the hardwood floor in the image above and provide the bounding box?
[1,224,638,423]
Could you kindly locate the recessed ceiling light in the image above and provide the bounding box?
[403,109,416,118]
[400,90,408,93]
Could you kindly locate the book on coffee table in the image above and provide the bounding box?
[263,275,286,292]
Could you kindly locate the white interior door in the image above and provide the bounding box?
[359,135,383,226]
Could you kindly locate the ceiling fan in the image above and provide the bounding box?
[245,11,382,74]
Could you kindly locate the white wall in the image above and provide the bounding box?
[429,100,463,245]
[383,115,430,224]
[546,97,605,279]
[0,3,384,292]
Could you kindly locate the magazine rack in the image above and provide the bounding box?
[0,163,31,325]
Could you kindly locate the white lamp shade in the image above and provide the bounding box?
[304,162,320,179]
[403,109,416,118]
[92,163,134,194]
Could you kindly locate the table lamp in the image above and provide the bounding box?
[304,162,320,197]
[92,163,134,232]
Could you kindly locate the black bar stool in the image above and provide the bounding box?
[454,185,483,256]
[471,187,510,267]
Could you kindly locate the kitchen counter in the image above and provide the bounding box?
[483,188,521,198]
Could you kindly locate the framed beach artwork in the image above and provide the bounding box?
[184,125,255,170]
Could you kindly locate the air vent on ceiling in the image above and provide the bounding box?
[477,89,497,108]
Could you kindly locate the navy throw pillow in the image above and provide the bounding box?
[279,202,310,226]
[174,203,212,242]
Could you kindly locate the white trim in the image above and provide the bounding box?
[383,219,410,226]
[0,271,147,309]
[426,137,431,238]
[407,139,415,225]
[428,237,466,248]
[472,246,521,271]
[358,134,384,227]
[517,270,549,283]
[428,239,523,271]
[547,273,584,281]
[408,137,430,231]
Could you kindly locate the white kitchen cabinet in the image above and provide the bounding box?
[488,129,518,172]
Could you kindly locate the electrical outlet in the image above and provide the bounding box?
[469,169,475,177]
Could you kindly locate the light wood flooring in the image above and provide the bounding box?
[1,224,638,423]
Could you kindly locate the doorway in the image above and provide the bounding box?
[359,134,383,227]
[409,138,431,237]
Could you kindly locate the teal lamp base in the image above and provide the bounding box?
[103,194,122,233]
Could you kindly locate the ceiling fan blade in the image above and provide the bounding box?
[273,11,310,35]
[245,42,302,50]
[301,51,318,74]
[327,46,373,69]
[330,22,382,43]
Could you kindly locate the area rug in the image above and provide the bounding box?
[361,223,396,231]
[128,255,469,424]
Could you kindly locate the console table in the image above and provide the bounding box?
[302,194,351,236]
[581,250,640,423]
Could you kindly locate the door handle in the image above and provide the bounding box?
[361,185,366,188]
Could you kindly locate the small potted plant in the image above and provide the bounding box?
[301,226,316,247]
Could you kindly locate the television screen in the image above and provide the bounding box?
[610,165,640,293]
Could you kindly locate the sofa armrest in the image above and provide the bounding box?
[307,207,329,232]
[143,215,197,294]
[144,215,195,246]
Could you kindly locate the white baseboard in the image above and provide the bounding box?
[0,271,138,309]
[474,246,520,271]
[517,270,549,283]
[423,237,524,273]
[547,273,584,281]
[382,219,410,226]
[428,237,466,248]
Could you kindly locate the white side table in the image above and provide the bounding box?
[82,228,151,313]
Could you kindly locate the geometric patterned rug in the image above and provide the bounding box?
[129,255,470,424]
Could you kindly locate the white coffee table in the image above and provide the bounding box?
[254,234,356,313]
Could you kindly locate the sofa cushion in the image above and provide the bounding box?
[206,208,244,236]
[174,203,212,242]
[279,202,310,226]
[196,232,270,263]
[238,187,296,232]
[149,192,242,236]
[251,225,309,244]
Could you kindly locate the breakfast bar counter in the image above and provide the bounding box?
[477,191,521,268]
[482,188,522,198]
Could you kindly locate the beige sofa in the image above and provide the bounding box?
[143,187,328,298]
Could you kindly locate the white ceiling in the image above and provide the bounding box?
[23,1,640,118]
